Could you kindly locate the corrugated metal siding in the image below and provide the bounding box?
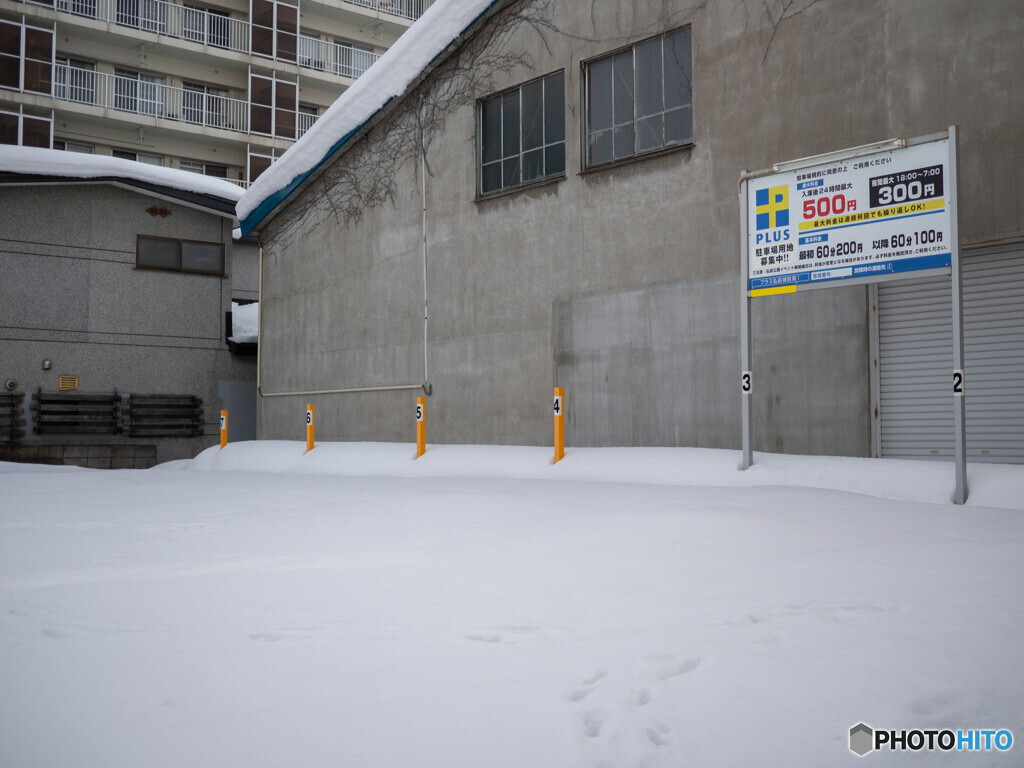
[878,244,1024,463]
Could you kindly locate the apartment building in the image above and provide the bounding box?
[0,0,432,186]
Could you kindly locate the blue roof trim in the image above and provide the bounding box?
[239,0,504,237]
[238,97,395,236]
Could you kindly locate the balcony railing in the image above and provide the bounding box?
[50,0,414,74]
[297,110,316,138]
[344,0,434,22]
[54,64,249,133]
[55,0,250,53]
[297,35,380,79]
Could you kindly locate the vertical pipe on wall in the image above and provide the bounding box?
[420,94,431,394]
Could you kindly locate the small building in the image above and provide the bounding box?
[239,0,1024,463]
[0,145,259,466]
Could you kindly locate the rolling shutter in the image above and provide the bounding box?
[878,242,1024,463]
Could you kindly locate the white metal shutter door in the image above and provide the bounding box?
[878,243,1024,463]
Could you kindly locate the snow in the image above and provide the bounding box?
[228,300,259,343]
[2,444,1022,767]
[236,0,500,232]
[0,145,244,202]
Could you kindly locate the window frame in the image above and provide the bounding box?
[476,69,566,200]
[136,234,225,277]
[581,26,693,172]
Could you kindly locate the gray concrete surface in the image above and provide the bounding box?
[255,0,1024,454]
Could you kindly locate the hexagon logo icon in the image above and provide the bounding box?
[850,723,874,757]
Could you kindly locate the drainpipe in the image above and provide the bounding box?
[420,93,432,396]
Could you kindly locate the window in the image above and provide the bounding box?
[248,72,295,138]
[584,27,692,168]
[1,20,53,95]
[0,109,51,147]
[54,57,95,104]
[183,81,228,126]
[21,114,51,147]
[180,159,226,177]
[478,70,564,196]
[56,0,98,19]
[297,104,317,137]
[333,39,376,79]
[182,5,230,48]
[115,0,166,33]
[113,149,162,165]
[0,110,17,144]
[250,0,295,60]
[54,138,93,152]
[137,235,224,275]
[297,33,320,68]
[247,150,273,183]
[114,69,164,115]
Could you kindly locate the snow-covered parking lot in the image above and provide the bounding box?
[2,443,1022,767]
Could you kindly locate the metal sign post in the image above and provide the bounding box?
[739,180,753,470]
[947,125,967,504]
[739,127,966,503]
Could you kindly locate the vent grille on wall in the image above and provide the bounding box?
[0,393,26,442]
[32,391,120,435]
[124,395,204,437]
[58,375,79,391]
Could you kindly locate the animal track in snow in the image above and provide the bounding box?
[462,623,545,645]
[657,656,701,680]
[583,708,607,737]
[249,632,285,642]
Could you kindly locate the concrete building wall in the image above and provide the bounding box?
[0,182,258,462]
[256,0,1024,454]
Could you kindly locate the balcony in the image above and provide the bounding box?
[54,0,251,54]
[297,35,380,79]
[297,109,316,138]
[344,0,434,22]
[54,64,250,134]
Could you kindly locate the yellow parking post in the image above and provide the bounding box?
[415,396,426,458]
[553,387,564,464]
[219,410,228,449]
[305,404,315,452]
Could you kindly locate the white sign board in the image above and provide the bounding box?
[746,137,952,294]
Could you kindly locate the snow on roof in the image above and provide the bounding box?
[0,145,243,204]
[236,0,503,235]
